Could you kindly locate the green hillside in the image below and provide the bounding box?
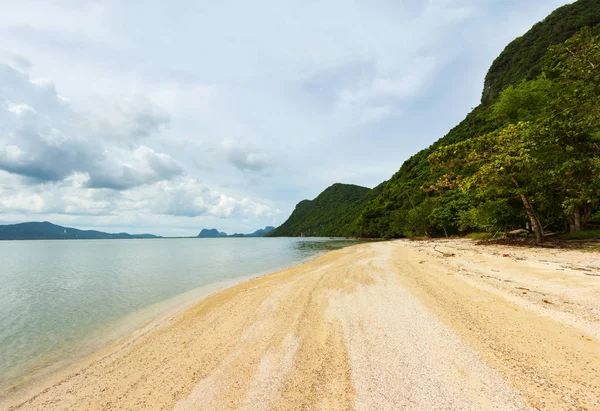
[482,0,600,102]
[269,183,375,237]
[275,0,600,240]
[355,1,600,239]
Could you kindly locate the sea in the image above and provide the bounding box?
[0,237,357,393]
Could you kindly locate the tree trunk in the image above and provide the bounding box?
[510,174,544,242]
[583,206,593,229]
[518,193,545,242]
[568,208,582,233]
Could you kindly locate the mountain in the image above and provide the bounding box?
[0,221,159,240]
[273,0,600,239]
[269,183,375,237]
[243,226,276,237]
[197,226,275,238]
[197,228,228,238]
[354,0,600,239]
[482,0,600,102]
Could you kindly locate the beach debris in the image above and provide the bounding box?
[433,246,455,257]
[542,299,553,304]
[502,253,511,257]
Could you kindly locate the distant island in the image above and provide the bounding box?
[0,221,160,240]
[0,222,278,240]
[197,228,228,238]
[197,226,275,238]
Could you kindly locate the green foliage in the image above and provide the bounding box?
[430,122,539,197]
[491,77,555,123]
[403,198,436,237]
[456,199,526,233]
[269,183,374,237]
[429,25,600,240]
[557,229,600,239]
[483,0,600,102]
[428,192,473,234]
[466,232,495,240]
[429,121,549,241]
[537,26,600,229]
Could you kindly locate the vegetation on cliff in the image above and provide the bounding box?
[274,0,600,241]
[429,27,600,242]
[482,0,600,102]
[269,183,375,237]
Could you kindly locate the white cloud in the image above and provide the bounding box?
[0,63,182,189]
[130,177,280,219]
[7,102,36,115]
[85,96,170,141]
[0,171,280,233]
[222,139,271,173]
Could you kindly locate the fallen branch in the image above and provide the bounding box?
[433,246,455,257]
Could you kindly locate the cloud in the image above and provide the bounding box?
[7,102,36,115]
[222,139,271,173]
[0,0,572,235]
[0,63,181,189]
[137,178,240,218]
[334,56,439,122]
[0,172,280,225]
[86,96,170,141]
[0,171,117,216]
[136,177,282,219]
[84,146,182,190]
[0,51,32,71]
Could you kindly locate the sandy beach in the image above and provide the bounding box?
[4,239,600,410]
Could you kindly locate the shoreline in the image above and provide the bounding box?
[0,274,257,408]
[4,239,600,410]
[0,247,334,409]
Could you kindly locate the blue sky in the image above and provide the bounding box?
[0,0,572,236]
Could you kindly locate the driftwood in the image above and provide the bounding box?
[507,229,529,237]
[433,246,455,257]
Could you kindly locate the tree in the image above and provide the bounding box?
[540,26,600,231]
[429,122,546,242]
[428,26,600,239]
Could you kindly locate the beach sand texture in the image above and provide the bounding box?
[6,240,600,410]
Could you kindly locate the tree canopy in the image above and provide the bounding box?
[428,26,600,241]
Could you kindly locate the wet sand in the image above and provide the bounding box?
[4,240,600,410]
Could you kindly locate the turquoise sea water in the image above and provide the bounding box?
[0,237,356,392]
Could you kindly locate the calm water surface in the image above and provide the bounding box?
[0,237,357,392]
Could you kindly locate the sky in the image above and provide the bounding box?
[0,0,572,236]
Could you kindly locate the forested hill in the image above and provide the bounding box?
[355,0,600,239]
[269,183,375,237]
[0,222,159,240]
[482,0,600,102]
[273,0,600,240]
